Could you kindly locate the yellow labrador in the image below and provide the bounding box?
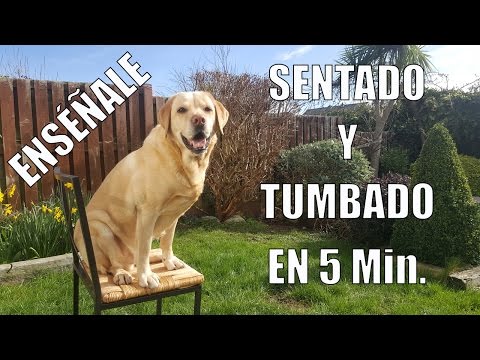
[74,91,228,288]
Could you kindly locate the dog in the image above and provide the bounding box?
[73,91,229,288]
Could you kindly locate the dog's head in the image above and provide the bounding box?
[158,91,229,155]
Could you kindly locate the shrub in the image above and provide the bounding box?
[349,172,411,247]
[459,154,480,196]
[276,139,373,185]
[275,140,373,230]
[379,147,410,176]
[391,124,480,266]
[324,102,375,132]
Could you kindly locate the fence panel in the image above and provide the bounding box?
[33,81,55,201]
[291,115,344,147]
[143,85,155,135]
[129,89,141,152]
[83,85,102,192]
[153,96,165,127]
[16,79,38,205]
[0,79,21,207]
[102,102,116,177]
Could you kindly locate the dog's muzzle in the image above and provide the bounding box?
[181,132,211,154]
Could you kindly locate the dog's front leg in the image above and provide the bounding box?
[136,209,160,288]
[160,219,185,270]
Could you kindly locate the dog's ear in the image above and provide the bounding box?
[205,92,229,136]
[214,100,229,136]
[158,96,174,138]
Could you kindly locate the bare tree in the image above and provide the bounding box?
[0,47,47,79]
[460,75,480,92]
[426,72,450,91]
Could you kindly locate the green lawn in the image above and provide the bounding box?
[0,219,479,315]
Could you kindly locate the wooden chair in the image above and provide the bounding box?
[54,167,204,315]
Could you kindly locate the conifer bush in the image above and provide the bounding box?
[391,124,480,266]
[459,154,480,196]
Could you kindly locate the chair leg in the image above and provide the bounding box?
[156,298,163,315]
[94,304,101,315]
[194,286,201,315]
[73,270,79,315]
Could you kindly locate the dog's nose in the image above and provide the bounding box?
[192,116,206,126]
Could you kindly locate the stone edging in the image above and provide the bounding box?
[0,253,72,283]
[448,267,480,290]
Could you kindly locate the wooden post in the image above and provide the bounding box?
[0,79,21,208]
[83,85,102,192]
[32,80,55,200]
[16,79,38,206]
[68,82,87,193]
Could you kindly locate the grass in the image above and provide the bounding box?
[0,219,479,315]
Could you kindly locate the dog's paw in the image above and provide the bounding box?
[163,256,185,270]
[138,271,160,289]
[113,271,133,285]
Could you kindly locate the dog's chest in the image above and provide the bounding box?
[159,185,203,216]
[153,157,207,217]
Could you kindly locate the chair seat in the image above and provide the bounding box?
[97,249,204,303]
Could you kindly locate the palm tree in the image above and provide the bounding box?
[336,45,433,176]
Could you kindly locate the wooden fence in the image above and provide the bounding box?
[0,78,346,209]
[290,115,343,147]
[0,78,166,208]
[289,115,387,149]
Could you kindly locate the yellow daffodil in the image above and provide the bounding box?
[71,207,78,214]
[54,210,65,223]
[0,190,4,204]
[3,204,13,216]
[7,184,16,198]
[13,214,19,221]
[41,204,52,214]
[53,206,63,220]
[64,182,74,190]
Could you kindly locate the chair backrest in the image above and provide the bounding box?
[54,167,102,301]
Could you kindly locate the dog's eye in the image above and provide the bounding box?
[177,107,187,113]
[204,106,212,112]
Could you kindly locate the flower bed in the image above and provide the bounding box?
[0,183,79,264]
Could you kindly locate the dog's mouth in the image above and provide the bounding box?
[181,132,211,154]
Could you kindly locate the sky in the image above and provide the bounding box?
[0,45,479,97]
